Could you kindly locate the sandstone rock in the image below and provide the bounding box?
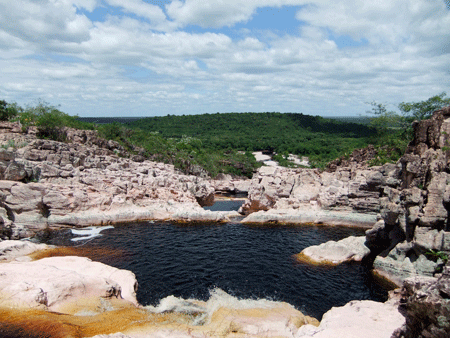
[296,300,405,338]
[240,164,382,225]
[392,265,450,338]
[0,122,226,236]
[295,236,370,265]
[242,208,377,227]
[0,240,50,261]
[373,241,440,286]
[419,172,448,228]
[0,256,138,313]
[414,228,447,251]
[365,219,390,253]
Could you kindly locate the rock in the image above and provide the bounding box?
[296,299,405,338]
[0,240,49,261]
[365,219,390,252]
[0,256,138,313]
[373,241,440,286]
[364,106,450,286]
[0,122,228,236]
[392,265,450,338]
[190,181,215,206]
[295,236,370,265]
[239,159,383,225]
[242,208,377,227]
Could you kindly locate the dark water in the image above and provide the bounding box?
[42,221,388,320]
[203,199,244,211]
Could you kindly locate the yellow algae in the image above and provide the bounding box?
[0,306,197,338]
[293,252,341,266]
[29,245,128,263]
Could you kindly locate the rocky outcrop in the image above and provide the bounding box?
[210,173,251,196]
[295,236,370,265]
[0,123,224,238]
[239,155,395,226]
[368,106,450,284]
[392,263,450,338]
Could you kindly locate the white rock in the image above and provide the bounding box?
[298,236,370,264]
[0,256,138,312]
[295,300,405,338]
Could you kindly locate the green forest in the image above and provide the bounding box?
[124,112,377,168]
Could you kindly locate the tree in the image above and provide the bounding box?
[398,92,450,121]
[366,101,405,131]
[0,100,20,121]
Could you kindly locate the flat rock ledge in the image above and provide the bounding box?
[0,255,138,314]
[45,203,240,227]
[0,239,51,262]
[295,236,370,265]
[241,208,377,228]
[296,299,405,338]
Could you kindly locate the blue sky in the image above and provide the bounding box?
[0,0,449,117]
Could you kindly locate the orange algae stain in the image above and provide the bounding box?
[29,246,128,263]
[371,269,401,289]
[0,307,193,338]
[293,252,340,266]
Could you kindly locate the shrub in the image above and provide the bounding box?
[0,100,19,121]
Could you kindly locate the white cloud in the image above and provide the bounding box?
[0,0,449,117]
[104,0,175,31]
[0,0,92,45]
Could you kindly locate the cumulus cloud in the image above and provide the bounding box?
[0,0,449,116]
[166,0,303,28]
[0,0,92,45]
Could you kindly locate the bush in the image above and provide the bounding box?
[35,109,69,142]
[0,100,19,121]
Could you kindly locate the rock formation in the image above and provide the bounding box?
[295,236,370,265]
[367,106,450,285]
[392,263,450,338]
[239,149,396,227]
[0,122,229,239]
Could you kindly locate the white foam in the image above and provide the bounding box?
[70,225,114,242]
[145,288,283,326]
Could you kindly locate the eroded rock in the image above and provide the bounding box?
[295,236,370,265]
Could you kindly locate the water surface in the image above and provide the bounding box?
[42,221,387,320]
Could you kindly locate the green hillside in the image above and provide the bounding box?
[126,112,377,167]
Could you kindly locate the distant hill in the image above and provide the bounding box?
[120,112,377,167]
[78,117,143,124]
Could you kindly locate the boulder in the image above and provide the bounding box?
[295,236,370,265]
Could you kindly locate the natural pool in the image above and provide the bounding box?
[40,220,388,320]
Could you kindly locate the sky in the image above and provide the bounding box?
[0,0,449,117]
